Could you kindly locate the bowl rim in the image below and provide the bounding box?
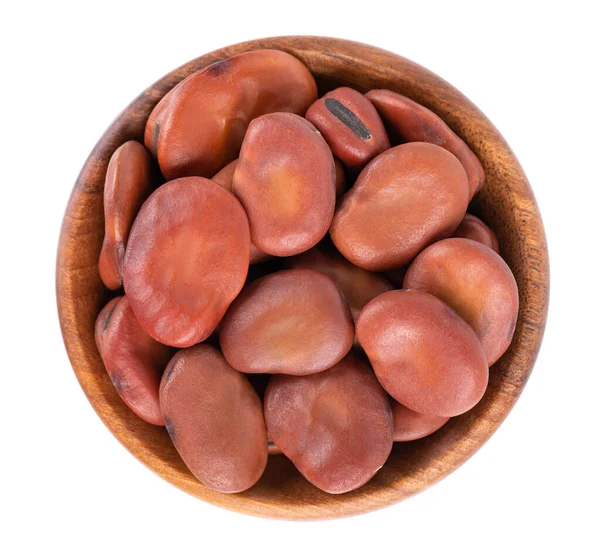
[56,35,549,520]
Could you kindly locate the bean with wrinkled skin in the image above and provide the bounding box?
[330,142,469,271]
[220,269,354,375]
[306,87,390,170]
[145,50,317,180]
[404,238,518,365]
[285,246,393,321]
[391,400,449,442]
[159,345,267,493]
[452,213,499,253]
[123,177,250,347]
[264,354,393,494]
[366,89,485,199]
[357,290,488,417]
[233,113,336,256]
[99,141,153,290]
[95,296,172,426]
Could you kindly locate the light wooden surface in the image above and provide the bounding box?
[56,36,549,520]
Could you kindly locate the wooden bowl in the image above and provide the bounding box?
[56,36,549,520]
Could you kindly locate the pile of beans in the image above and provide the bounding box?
[95,49,519,495]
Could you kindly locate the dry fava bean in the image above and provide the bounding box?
[211,159,270,264]
[452,213,499,253]
[391,400,449,442]
[366,89,485,199]
[305,87,390,170]
[357,290,488,417]
[160,345,267,493]
[123,177,250,347]
[264,354,393,494]
[330,142,469,271]
[233,113,335,256]
[220,269,354,375]
[145,50,317,180]
[95,296,172,425]
[334,157,347,197]
[404,238,518,365]
[285,246,393,321]
[99,141,153,290]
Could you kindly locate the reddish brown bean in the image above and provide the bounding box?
[233,113,336,256]
[452,213,500,253]
[99,141,153,290]
[357,290,488,417]
[330,142,469,271]
[95,296,172,426]
[404,238,519,365]
[334,157,347,197]
[391,400,449,442]
[145,50,317,180]
[123,177,250,347]
[159,345,267,493]
[264,354,393,493]
[306,87,390,170]
[366,89,485,199]
[285,246,393,321]
[220,269,354,375]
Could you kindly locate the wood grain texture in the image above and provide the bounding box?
[56,36,549,520]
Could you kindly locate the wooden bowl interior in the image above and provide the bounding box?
[56,36,549,520]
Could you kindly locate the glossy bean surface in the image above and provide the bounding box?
[452,213,499,253]
[404,238,518,365]
[330,142,469,271]
[145,50,317,180]
[357,290,489,416]
[264,354,393,493]
[220,269,354,375]
[123,177,250,347]
[233,113,335,256]
[366,89,485,199]
[159,344,267,493]
[95,296,172,425]
[391,400,449,442]
[306,87,390,170]
[99,141,153,290]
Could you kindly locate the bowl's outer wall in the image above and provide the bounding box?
[56,36,549,520]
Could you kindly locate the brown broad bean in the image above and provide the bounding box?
[391,400,449,442]
[334,157,347,197]
[145,50,317,180]
[233,113,336,256]
[99,141,153,290]
[220,269,354,375]
[159,344,267,493]
[123,177,250,347]
[330,142,469,271]
[404,238,519,365]
[305,87,390,170]
[95,296,172,425]
[356,289,488,417]
[264,353,393,494]
[452,213,499,253]
[366,89,485,199]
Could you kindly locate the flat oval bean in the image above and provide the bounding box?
[233,113,336,256]
[330,142,469,271]
[357,289,489,417]
[220,269,354,375]
[99,141,153,290]
[145,50,317,180]
[452,213,499,253]
[366,89,485,199]
[391,400,449,442]
[95,296,172,425]
[264,353,393,493]
[123,177,250,347]
[159,345,267,493]
[404,238,518,365]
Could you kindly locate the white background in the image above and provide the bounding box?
[2,1,598,552]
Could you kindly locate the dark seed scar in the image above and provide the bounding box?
[152,122,160,157]
[103,302,118,332]
[324,98,372,140]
